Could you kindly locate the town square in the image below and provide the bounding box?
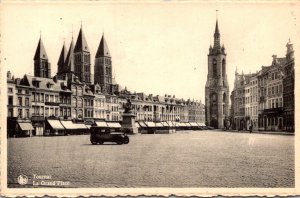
[1,2,297,194]
[8,131,294,188]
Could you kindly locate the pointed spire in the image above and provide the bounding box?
[213,10,221,49]
[34,37,48,60]
[64,39,74,72]
[57,42,67,73]
[74,27,89,52]
[214,20,220,36]
[96,33,111,58]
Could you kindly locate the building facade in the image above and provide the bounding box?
[231,40,294,132]
[7,27,205,137]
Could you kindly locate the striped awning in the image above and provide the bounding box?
[190,122,198,127]
[138,122,147,128]
[18,122,34,131]
[155,122,164,127]
[95,121,108,127]
[47,120,65,130]
[145,122,156,127]
[106,122,122,128]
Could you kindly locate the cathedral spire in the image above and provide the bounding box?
[64,39,74,72]
[57,42,67,74]
[74,27,90,53]
[34,37,48,60]
[96,33,111,58]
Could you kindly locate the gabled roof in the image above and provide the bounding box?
[74,27,90,53]
[34,38,48,60]
[96,34,111,58]
[57,43,67,74]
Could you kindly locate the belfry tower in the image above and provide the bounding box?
[205,16,229,129]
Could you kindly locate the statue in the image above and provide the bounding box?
[124,99,132,113]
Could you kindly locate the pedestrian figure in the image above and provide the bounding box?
[249,125,253,133]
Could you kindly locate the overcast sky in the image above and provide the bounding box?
[1,2,299,102]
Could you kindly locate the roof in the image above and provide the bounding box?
[23,74,62,91]
[74,28,90,53]
[57,43,67,73]
[34,38,48,60]
[96,34,111,58]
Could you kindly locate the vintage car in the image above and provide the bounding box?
[90,126,129,145]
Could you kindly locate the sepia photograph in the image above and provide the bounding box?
[0,1,299,196]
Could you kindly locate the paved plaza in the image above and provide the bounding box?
[8,130,294,188]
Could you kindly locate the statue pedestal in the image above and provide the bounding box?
[122,113,138,134]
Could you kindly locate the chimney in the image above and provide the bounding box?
[7,71,11,79]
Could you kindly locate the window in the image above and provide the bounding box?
[50,95,54,102]
[41,93,44,102]
[8,108,13,117]
[25,90,30,95]
[18,97,22,106]
[55,108,58,116]
[18,109,22,118]
[8,88,13,93]
[45,107,49,116]
[17,89,22,94]
[25,98,29,106]
[279,85,282,93]
[50,108,54,116]
[41,107,44,116]
[8,96,13,105]
[25,109,29,118]
[45,95,49,102]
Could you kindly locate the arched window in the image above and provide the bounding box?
[213,59,217,77]
[222,59,226,77]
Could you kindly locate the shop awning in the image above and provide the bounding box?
[145,122,156,127]
[184,123,191,127]
[155,122,164,127]
[47,120,65,130]
[190,122,198,127]
[167,121,173,126]
[161,122,169,127]
[85,125,92,129]
[18,122,34,131]
[134,122,140,128]
[107,122,122,128]
[74,123,88,129]
[60,121,77,129]
[95,121,108,127]
[138,122,147,128]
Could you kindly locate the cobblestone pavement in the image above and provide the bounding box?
[8,130,294,188]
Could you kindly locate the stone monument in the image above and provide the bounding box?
[121,99,138,134]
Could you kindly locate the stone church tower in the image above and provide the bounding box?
[205,20,229,129]
[94,34,120,94]
[34,37,51,78]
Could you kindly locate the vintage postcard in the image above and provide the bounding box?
[0,1,299,197]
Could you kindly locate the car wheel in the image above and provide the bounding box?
[117,139,123,145]
[91,141,97,145]
[123,136,129,144]
[98,140,104,145]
